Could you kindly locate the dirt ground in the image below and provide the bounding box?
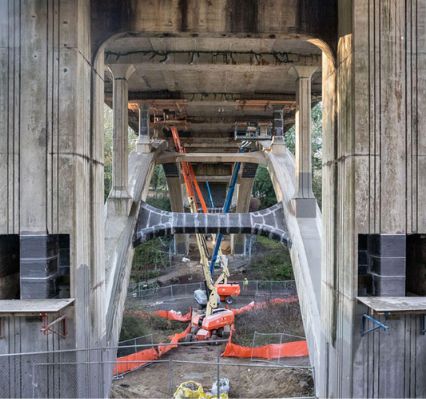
[111,342,313,398]
[232,301,305,346]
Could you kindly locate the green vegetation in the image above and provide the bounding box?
[146,165,171,211]
[104,105,137,201]
[252,166,277,209]
[248,236,293,280]
[285,102,323,207]
[132,237,172,283]
[251,102,323,209]
[120,313,184,342]
[233,301,305,346]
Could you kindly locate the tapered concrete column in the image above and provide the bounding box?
[290,66,317,218]
[231,179,254,255]
[163,163,188,254]
[137,104,151,153]
[109,64,135,201]
[271,107,285,153]
[231,163,257,255]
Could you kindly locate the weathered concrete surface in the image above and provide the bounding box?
[232,172,256,255]
[264,147,322,394]
[290,66,318,217]
[0,0,106,396]
[319,1,426,397]
[105,147,159,346]
[91,0,337,53]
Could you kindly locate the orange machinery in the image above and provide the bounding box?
[169,126,240,340]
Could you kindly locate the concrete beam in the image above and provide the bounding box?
[105,50,321,68]
[134,202,290,247]
[155,151,267,165]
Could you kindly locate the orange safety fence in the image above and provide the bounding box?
[222,337,309,359]
[154,309,192,322]
[114,324,191,376]
[115,297,305,375]
[157,324,192,356]
[152,297,299,322]
[113,347,159,375]
[222,325,308,359]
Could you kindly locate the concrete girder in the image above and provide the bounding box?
[133,202,290,247]
[105,50,321,67]
[155,151,267,165]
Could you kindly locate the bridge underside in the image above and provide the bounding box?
[1,1,426,399]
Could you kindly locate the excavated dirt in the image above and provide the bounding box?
[112,301,313,399]
[232,301,305,346]
[111,343,313,398]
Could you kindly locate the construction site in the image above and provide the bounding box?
[1,1,426,398]
[105,121,313,398]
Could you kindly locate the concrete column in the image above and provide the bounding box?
[137,104,151,153]
[109,64,135,200]
[271,107,285,152]
[231,178,254,255]
[163,163,188,254]
[168,176,189,255]
[231,163,257,255]
[290,66,317,218]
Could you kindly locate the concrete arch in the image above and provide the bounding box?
[94,10,337,398]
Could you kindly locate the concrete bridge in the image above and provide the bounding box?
[1,1,426,398]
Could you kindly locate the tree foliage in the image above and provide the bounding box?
[252,166,277,209]
[104,105,137,201]
[252,102,323,209]
[285,102,323,207]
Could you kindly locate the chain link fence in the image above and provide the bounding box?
[128,280,296,300]
[117,334,155,357]
[250,331,307,365]
[0,341,313,398]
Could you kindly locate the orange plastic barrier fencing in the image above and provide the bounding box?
[116,297,305,375]
[157,324,191,357]
[113,347,159,375]
[154,309,192,322]
[222,338,308,359]
[114,324,191,375]
[222,297,309,360]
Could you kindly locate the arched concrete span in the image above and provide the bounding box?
[133,201,290,247]
[104,146,161,346]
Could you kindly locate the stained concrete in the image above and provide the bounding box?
[1,1,426,398]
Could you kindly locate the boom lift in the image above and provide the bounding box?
[169,127,237,340]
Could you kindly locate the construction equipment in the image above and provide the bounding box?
[208,141,251,277]
[234,121,272,140]
[170,127,238,341]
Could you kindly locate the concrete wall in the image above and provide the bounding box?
[321,1,426,397]
[0,0,105,354]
